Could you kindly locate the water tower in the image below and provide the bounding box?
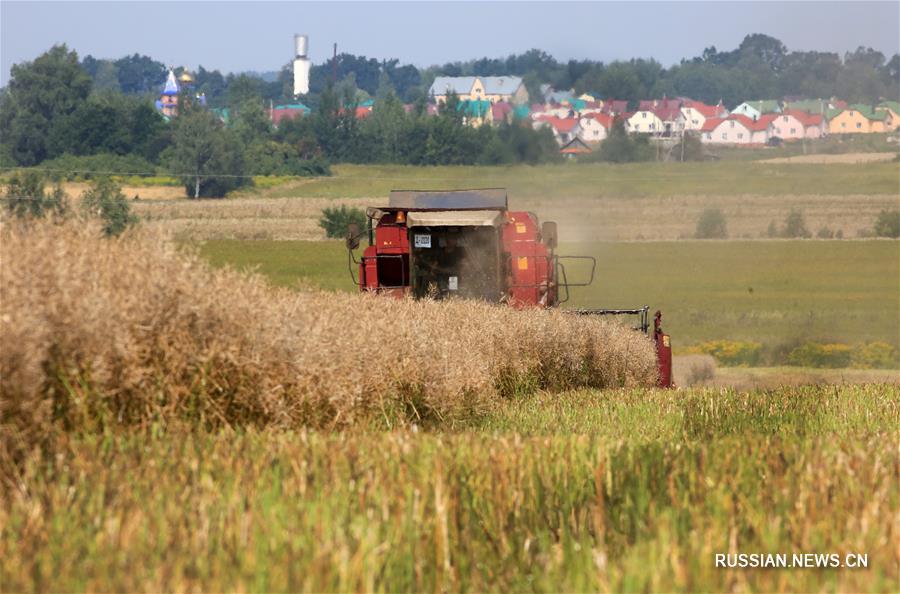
[293,34,310,97]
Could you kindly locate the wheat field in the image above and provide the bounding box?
[0,220,656,470]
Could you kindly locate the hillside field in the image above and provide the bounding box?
[197,239,900,351]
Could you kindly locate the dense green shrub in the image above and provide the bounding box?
[4,171,68,219]
[850,342,897,369]
[593,119,654,163]
[787,342,852,368]
[36,153,158,181]
[694,208,728,239]
[243,141,332,176]
[318,205,367,239]
[873,209,900,238]
[80,177,138,236]
[782,209,811,238]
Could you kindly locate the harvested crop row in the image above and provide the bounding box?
[0,221,656,464]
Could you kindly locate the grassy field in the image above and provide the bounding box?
[197,239,900,351]
[3,385,897,593]
[244,161,900,200]
[119,160,900,241]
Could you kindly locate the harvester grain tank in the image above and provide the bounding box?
[345,189,673,387]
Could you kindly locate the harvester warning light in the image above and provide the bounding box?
[516,223,527,234]
[414,234,431,248]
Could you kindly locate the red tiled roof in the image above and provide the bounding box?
[582,112,614,128]
[544,116,578,133]
[601,100,629,114]
[703,113,774,133]
[653,104,682,122]
[781,109,824,127]
[749,113,778,131]
[700,117,725,132]
[683,101,727,119]
[271,109,305,126]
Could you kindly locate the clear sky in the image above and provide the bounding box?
[2,1,898,85]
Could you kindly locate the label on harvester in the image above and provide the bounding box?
[414,234,431,248]
[517,257,529,270]
[448,276,458,290]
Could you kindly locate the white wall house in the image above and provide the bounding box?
[577,114,611,143]
[627,110,664,134]
[701,117,754,144]
[701,115,772,145]
[680,102,728,131]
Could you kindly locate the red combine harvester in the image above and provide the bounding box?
[345,189,673,387]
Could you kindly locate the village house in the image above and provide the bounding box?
[826,105,889,134]
[653,100,686,137]
[770,109,826,140]
[429,76,528,105]
[626,109,664,134]
[680,100,728,131]
[625,98,684,136]
[532,115,580,145]
[876,101,900,131]
[270,102,311,126]
[731,100,781,120]
[577,112,613,144]
[768,110,809,141]
[559,136,592,158]
[700,114,774,145]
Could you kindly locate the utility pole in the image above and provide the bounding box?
[332,43,338,85]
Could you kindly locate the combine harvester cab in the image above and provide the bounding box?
[345,188,673,387]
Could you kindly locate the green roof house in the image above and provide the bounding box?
[732,100,782,120]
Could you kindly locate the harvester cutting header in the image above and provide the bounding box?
[345,188,673,387]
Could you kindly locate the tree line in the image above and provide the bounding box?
[1,35,897,197]
[0,45,561,197]
[71,33,899,110]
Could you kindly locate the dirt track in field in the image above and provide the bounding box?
[758,152,898,164]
